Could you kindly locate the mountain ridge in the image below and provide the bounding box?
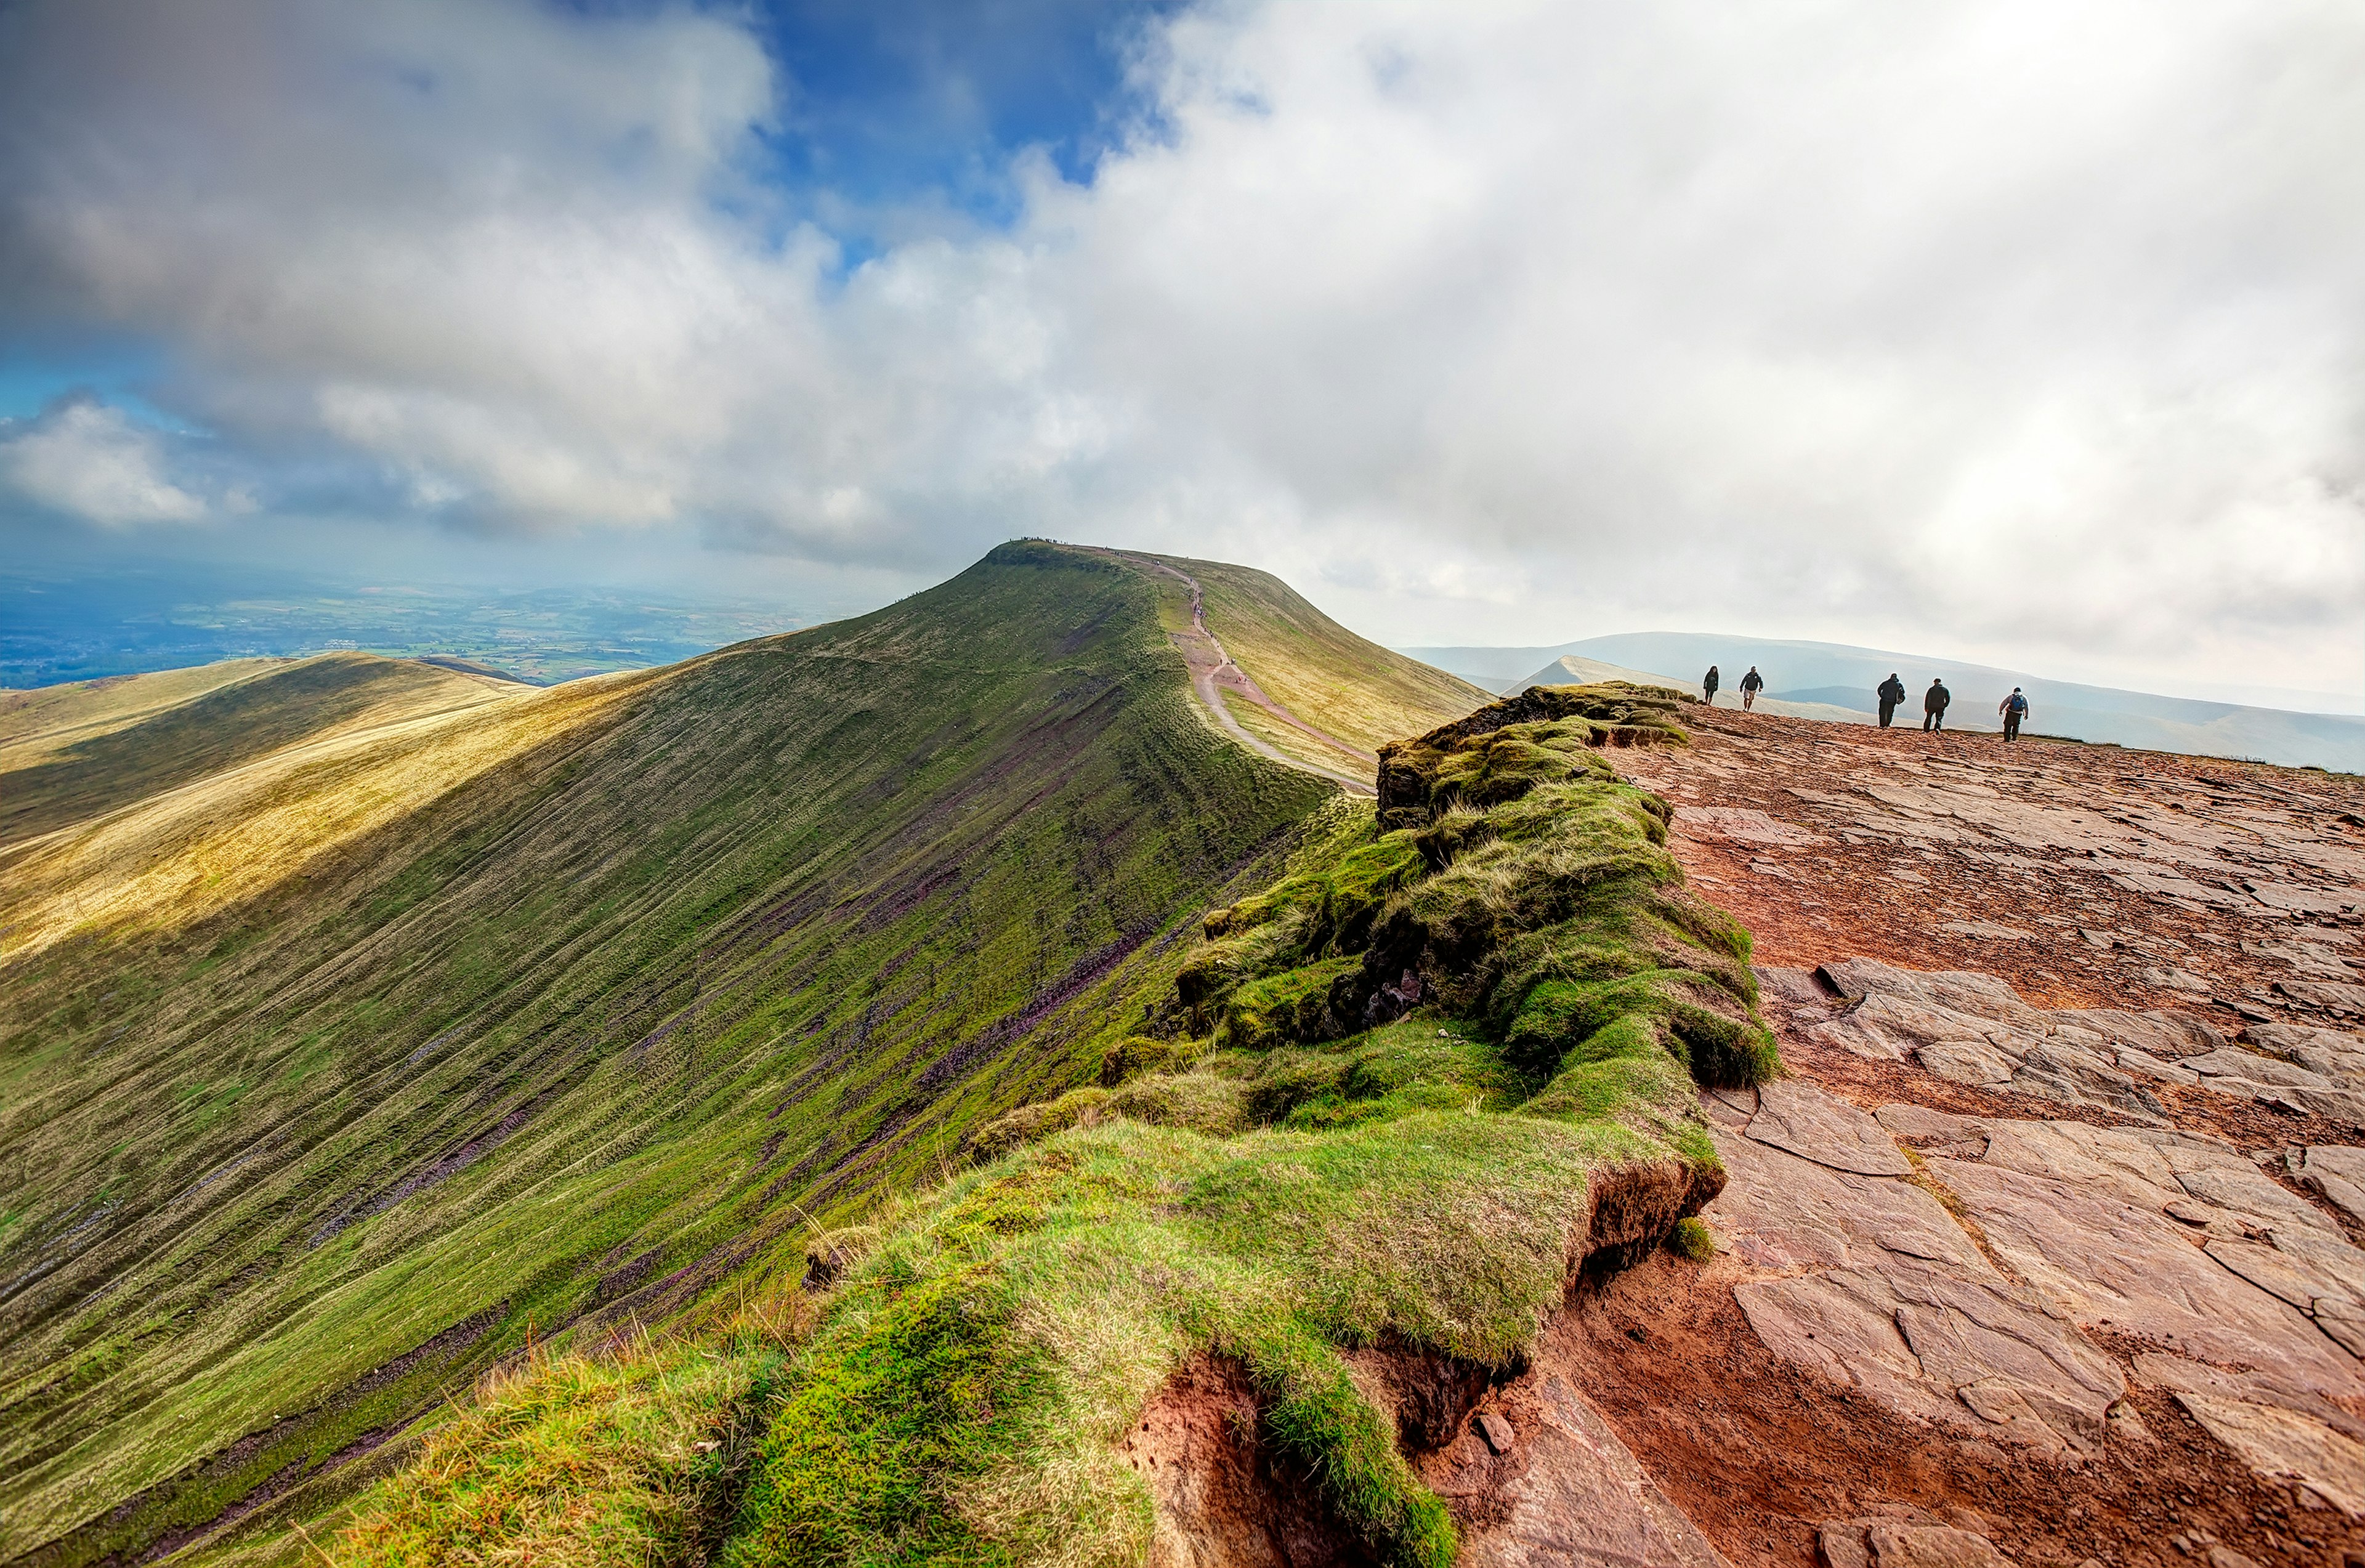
[0,542,1483,1565]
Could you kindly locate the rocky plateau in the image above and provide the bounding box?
[1373,706,2365,1567]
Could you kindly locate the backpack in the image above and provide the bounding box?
[2007,693,2028,714]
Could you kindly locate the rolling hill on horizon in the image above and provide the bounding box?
[1405,631,2365,772]
[0,543,1485,1567]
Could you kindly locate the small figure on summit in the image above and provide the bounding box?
[1923,678,1952,732]
[1739,666,1765,710]
[1877,673,1907,729]
[1702,665,1720,705]
[2000,686,2029,742]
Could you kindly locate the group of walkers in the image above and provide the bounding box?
[1699,664,1769,711]
[1701,665,2034,741]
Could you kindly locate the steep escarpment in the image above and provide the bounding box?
[2,543,1474,1566]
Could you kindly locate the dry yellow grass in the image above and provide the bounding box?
[0,663,645,962]
[0,660,283,759]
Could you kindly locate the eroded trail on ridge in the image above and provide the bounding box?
[1118,552,1380,794]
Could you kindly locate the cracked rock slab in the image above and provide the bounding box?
[1711,1125,1984,1275]
[2250,1022,2365,1087]
[1745,1079,1913,1176]
[2294,1146,2365,1229]
[1708,1125,2121,1453]
[1925,1154,2365,1402]
[2173,1391,2365,1518]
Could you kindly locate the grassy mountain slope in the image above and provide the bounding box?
[326,682,1770,1568]
[0,663,645,962]
[0,544,1389,1565]
[1,660,278,753]
[1152,554,1489,757]
[0,655,523,850]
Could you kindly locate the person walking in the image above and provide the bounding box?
[1922,678,1951,732]
[1999,687,2029,742]
[1739,666,1765,710]
[1702,665,1720,706]
[1877,673,1907,729]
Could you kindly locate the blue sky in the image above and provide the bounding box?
[1,0,2360,703]
[737,0,1182,215]
[0,1,1170,415]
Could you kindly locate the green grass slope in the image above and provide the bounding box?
[326,683,1773,1568]
[0,544,1365,1566]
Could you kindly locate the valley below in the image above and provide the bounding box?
[5,547,2365,1568]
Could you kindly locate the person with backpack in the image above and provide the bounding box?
[1739,666,1765,710]
[1877,673,1907,729]
[1922,678,1951,732]
[1999,687,2029,742]
[1702,665,1720,706]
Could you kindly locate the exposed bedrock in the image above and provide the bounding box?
[1712,963,2365,1522]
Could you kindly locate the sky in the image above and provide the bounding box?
[1,0,2360,707]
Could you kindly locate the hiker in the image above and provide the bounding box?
[2000,687,2029,742]
[1702,665,1720,706]
[1922,678,1951,732]
[1877,673,1907,729]
[1739,666,1765,710]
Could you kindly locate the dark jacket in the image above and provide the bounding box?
[1924,682,1951,713]
[1702,668,1720,692]
[1740,669,1764,692]
[1878,677,1907,705]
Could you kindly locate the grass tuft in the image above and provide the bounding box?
[1667,1216,1717,1262]
[331,1308,803,1568]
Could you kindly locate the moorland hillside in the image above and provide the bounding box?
[0,543,1480,1566]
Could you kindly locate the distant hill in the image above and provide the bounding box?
[1405,632,2365,772]
[0,543,1480,1565]
[1511,653,1872,726]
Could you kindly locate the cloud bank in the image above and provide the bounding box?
[1,0,2359,693]
[0,397,206,525]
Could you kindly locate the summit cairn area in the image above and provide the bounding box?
[1562,698,2365,1564]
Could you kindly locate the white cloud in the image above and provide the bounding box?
[1,0,2361,693]
[0,398,206,525]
